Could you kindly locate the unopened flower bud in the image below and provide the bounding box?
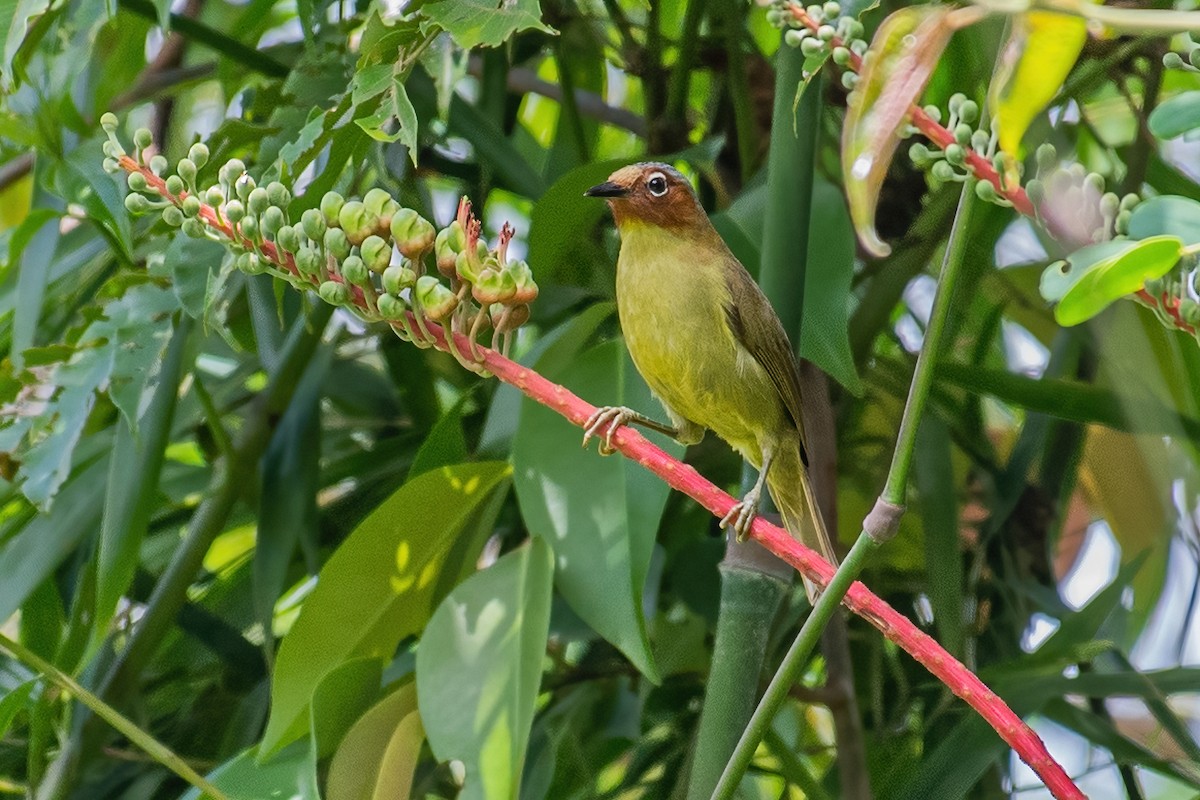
[507,259,538,304]
[224,200,246,223]
[320,191,345,226]
[182,218,206,238]
[840,72,858,91]
[974,180,998,203]
[1182,299,1200,325]
[319,280,351,306]
[248,187,269,216]
[188,142,209,169]
[954,123,973,146]
[1035,143,1057,174]
[435,221,466,276]
[415,275,458,321]
[220,158,246,187]
[235,174,256,201]
[383,264,417,295]
[377,293,407,320]
[908,142,932,165]
[472,266,517,305]
[165,175,184,196]
[103,157,119,173]
[800,37,823,57]
[492,303,530,332]
[162,206,185,227]
[134,128,153,149]
[1119,193,1140,212]
[266,181,290,209]
[958,100,979,124]
[261,205,286,238]
[177,158,197,187]
[324,227,351,260]
[1115,209,1132,235]
[391,208,436,258]
[301,208,326,241]
[149,155,168,176]
[1083,173,1105,195]
[831,45,851,65]
[361,235,392,273]
[785,29,807,48]
[363,188,393,218]
[931,160,956,182]
[823,1,840,16]
[944,143,965,166]
[338,200,377,245]
[100,112,118,132]
[817,24,835,41]
[340,255,370,286]
[240,214,259,240]
[205,186,225,207]
[295,246,321,276]
[1191,48,1200,70]
[125,193,152,214]
[1025,179,1044,205]
[922,105,942,123]
[971,130,990,153]
[1164,52,1185,70]
[277,224,300,254]
[1099,192,1120,217]
[238,252,267,275]
[127,171,148,192]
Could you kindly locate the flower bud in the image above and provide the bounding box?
[266,181,291,209]
[1083,172,1105,195]
[1164,52,1185,70]
[822,1,840,16]
[235,173,256,201]
[324,227,351,260]
[182,218,206,238]
[261,205,286,239]
[435,221,466,277]
[176,158,197,186]
[125,193,152,214]
[238,252,267,275]
[415,275,458,321]
[390,208,436,258]
[850,37,867,56]
[1119,193,1140,212]
[958,100,979,125]
[954,123,973,146]
[240,215,259,240]
[908,142,932,165]
[974,180,998,203]
[471,266,517,305]
[377,293,408,320]
[127,171,148,192]
[338,200,377,245]
[930,160,956,182]
[361,235,392,273]
[831,45,851,65]
[800,37,823,57]
[205,186,225,207]
[922,104,942,124]
[100,112,119,132]
[805,5,823,21]
[103,157,119,174]
[319,280,351,306]
[1182,299,1200,325]
[944,143,965,166]
[301,208,327,241]
[383,264,417,295]
[295,245,321,276]
[1115,209,1132,235]
[785,29,807,48]
[1035,143,1057,174]
[1099,192,1120,217]
[320,191,344,226]
[340,255,370,286]
[165,175,184,196]
[134,128,153,149]
[971,130,990,153]
[277,224,300,254]
[224,200,246,223]
[363,188,393,218]
[248,187,270,216]
[507,259,538,304]
[1025,179,1044,205]
[817,24,835,41]
[188,142,209,169]
[162,206,185,227]
[492,303,530,332]
[102,140,122,158]
[840,72,858,91]
[219,158,246,187]
[149,155,168,176]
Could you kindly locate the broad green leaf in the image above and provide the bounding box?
[1148,90,1200,141]
[842,5,978,257]
[1,0,50,89]
[0,680,36,740]
[327,682,423,800]
[310,657,383,758]
[416,538,554,800]
[1054,235,1183,326]
[179,742,317,800]
[260,462,511,755]
[255,346,330,646]
[94,319,193,644]
[409,401,468,479]
[989,11,1088,156]
[60,143,132,262]
[354,74,419,161]
[1039,240,1132,303]
[1126,195,1200,245]
[160,236,228,319]
[512,341,681,682]
[421,0,555,50]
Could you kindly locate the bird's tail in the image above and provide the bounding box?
[767,442,838,600]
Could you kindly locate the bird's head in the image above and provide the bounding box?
[585,163,706,232]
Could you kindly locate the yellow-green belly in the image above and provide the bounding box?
[615,225,788,466]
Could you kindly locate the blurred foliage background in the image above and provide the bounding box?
[2,0,1200,798]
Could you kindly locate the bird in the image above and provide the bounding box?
[582,162,838,574]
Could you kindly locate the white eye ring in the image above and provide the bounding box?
[646,172,669,197]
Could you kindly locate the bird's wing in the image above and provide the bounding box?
[722,258,809,466]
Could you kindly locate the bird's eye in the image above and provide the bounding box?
[647,172,668,197]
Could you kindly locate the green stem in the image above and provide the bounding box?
[721,0,758,182]
[710,180,978,800]
[685,541,790,799]
[665,0,708,127]
[0,632,230,800]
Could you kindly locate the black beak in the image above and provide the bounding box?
[584,181,627,198]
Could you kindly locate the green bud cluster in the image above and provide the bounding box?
[1028,143,1140,241]
[765,0,867,67]
[905,95,1019,207]
[102,120,539,364]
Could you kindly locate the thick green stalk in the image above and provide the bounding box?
[711,180,979,800]
[0,632,229,800]
[686,541,790,799]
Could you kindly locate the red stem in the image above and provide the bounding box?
[117,155,1084,799]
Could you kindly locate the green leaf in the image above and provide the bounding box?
[410,402,468,479]
[255,345,331,645]
[914,415,963,657]
[179,742,317,800]
[161,236,228,319]
[0,680,36,740]
[1039,240,1132,303]
[512,341,681,682]
[1126,195,1200,245]
[989,11,1088,156]
[309,657,383,759]
[1148,90,1200,141]
[260,462,512,755]
[416,538,554,800]
[61,143,132,262]
[1054,235,1183,326]
[354,74,419,161]
[842,5,972,257]
[327,682,423,800]
[1,0,50,89]
[422,0,555,50]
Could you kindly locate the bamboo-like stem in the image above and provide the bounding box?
[113,158,1085,800]
[0,632,230,800]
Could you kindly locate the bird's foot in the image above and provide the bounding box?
[582,406,636,455]
[720,487,762,542]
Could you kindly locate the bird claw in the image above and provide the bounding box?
[582,406,634,455]
[720,489,761,542]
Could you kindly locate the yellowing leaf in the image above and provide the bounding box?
[990,11,1088,157]
[842,5,982,257]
